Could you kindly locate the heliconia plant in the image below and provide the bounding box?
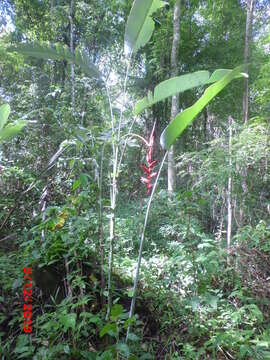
[124,0,248,341]
[140,121,157,195]
[7,0,248,342]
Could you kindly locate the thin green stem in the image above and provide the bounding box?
[126,150,168,342]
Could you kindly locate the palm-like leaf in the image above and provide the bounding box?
[8,43,102,83]
[160,65,247,150]
[135,69,246,115]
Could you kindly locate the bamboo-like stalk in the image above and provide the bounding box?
[126,150,168,341]
[227,116,233,265]
[106,59,132,321]
[98,144,105,306]
[242,0,254,124]
[69,0,75,114]
[168,0,182,193]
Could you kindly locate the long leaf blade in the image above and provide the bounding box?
[124,0,165,56]
[0,121,27,142]
[0,104,11,131]
[135,70,210,115]
[160,65,247,150]
[74,48,101,81]
[8,43,102,82]
[134,68,241,115]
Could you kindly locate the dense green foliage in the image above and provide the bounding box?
[0,0,269,359]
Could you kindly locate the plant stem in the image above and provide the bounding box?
[126,150,168,341]
[99,144,105,306]
[106,58,131,320]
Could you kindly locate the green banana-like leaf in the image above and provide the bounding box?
[8,43,102,82]
[74,49,101,80]
[0,104,11,130]
[135,70,209,115]
[160,65,247,150]
[124,0,165,56]
[0,121,28,142]
[134,68,246,115]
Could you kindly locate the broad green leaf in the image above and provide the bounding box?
[99,323,117,338]
[74,48,102,81]
[134,68,244,115]
[124,0,165,56]
[204,294,218,310]
[190,296,200,311]
[127,332,139,341]
[206,68,246,83]
[97,350,114,360]
[72,178,81,191]
[124,316,136,329]
[111,304,124,319]
[135,71,210,115]
[116,343,130,357]
[0,121,27,142]
[9,42,73,61]
[160,65,247,150]
[8,43,102,83]
[59,312,76,332]
[79,173,89,188]
[0,104,10,130]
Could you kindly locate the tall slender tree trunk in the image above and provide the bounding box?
[242,0,255,124]
[240,0,255,224]
[106,62,131,320]
[40,186,48,242]
[98,145,105,307]
[168,0,182,193]
[69,0,75,114]
[227,116,233,264]
[50,0,54,85]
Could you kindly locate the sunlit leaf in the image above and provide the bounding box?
[0,121,27,142]
[0,104,11,130]
[59,313,76,332]
[124,0,165,56]
[111,304,124,320]
[160,65,247,149]
[134,68,244,115]
[99,323,117,338]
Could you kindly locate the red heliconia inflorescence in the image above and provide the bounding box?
[140,121,158,195]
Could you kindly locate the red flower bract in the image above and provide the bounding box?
[140,121,158,195]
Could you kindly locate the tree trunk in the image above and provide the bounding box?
[69,0,75,114]
[168,0,182,193]
[240,0,254,224]
[40,186,48,242]
[98,145,105,307]
[242,0,255,124]
[227,116,233,264]
[50,0,54,84]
